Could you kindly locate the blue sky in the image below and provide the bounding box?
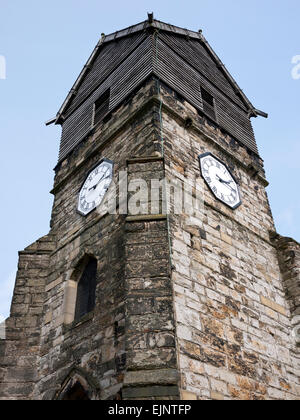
[0,0,299,319]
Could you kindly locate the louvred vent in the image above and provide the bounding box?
[201,86,216,121]
[94,89,110,126]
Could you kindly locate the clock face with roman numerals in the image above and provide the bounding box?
[78,159,113,216]
[199,153,241,209]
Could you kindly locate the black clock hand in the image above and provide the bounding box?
[95,174,110,190]
[216,175,232,185]
[216,175,236,193]
[88,174,110,191]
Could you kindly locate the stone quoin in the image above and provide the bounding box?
[0,16,299,400]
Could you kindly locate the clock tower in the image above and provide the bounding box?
[0,16,299,400]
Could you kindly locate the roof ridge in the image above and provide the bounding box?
[102,18,203,44]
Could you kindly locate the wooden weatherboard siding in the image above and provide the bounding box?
[57,20,260,163]
[65,32,147,117]
[58,35,153,161]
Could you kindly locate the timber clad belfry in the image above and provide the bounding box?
[0,16,299,400]
[56,19,263,163]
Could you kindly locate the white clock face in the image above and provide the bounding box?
[78,159,113,216]
[199,153,241,209]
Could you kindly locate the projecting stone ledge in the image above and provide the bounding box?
[122,367,180,400]
[126,214,167,223]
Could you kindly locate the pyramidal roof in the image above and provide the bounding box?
[52,15,267,125]
[49,15,268,162]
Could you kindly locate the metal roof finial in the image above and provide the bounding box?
[148,12,154,24]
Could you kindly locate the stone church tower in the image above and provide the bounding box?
[0,16,299,400]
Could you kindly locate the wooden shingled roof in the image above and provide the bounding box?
[49,15,268,161]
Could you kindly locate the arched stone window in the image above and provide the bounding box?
[62,381,90,400]
[54,368,99,400]
[74,257,97,322]
[63,255,97,325]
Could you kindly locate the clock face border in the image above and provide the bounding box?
[198,152,242,210]
[77,158,114,217]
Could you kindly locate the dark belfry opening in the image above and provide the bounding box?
[94,89,110,126]
[74,257,97,322]
[200,86,216,121]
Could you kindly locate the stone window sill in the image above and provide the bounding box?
[63,310,94,334]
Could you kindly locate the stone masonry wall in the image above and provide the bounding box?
[1,77,299,400]
[0,235,55,400]
[32,78,181,400]
[271,234,300,354]
[159,84,299,400]
[0,78,171,400]
[122,158,180,399]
